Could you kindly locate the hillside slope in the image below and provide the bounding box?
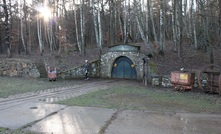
[0,42,220,76]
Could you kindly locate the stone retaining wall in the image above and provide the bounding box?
[59,60,100,79]
[0,59,40,78]
[151,74,172,87]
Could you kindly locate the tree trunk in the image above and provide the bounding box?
[97,0,103,55]
[92,0,102,57]
[109,0,116,46]
[80,0,85,55]
[74,0,82,54]
[159,0,164,54]
[219,0,221,47]
[20,17,28,54]
[191,0,198,49]
[172,0,177,51]
[209,47,214,64]
[23,0,28,54]
[134,0,152,52]
[148,0,158,44]
[183,0,189,37]
[37,14,43,55]
[3,0,11,57]
[109,0,113,46]
[113,0,117,44]
[92,0,99,48]
[123,0,129,43]
[177,0,183,58]
[0,24,2,53]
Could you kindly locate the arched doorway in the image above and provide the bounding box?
[111,56,137,79]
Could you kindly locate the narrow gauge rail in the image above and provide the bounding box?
[0,79,118,111]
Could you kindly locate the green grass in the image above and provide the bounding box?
[0,127,36,134]
[57,86,221,114]
[1,77,221,133]
[0,76,83,98]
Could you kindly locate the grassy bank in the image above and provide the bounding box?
[57,86,221,114]
[0,76,83,98]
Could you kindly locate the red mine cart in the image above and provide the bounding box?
[171,71,195,91]
[48,67,57,81]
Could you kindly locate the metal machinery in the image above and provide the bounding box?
[197,64,221,95]
[47,67,57,81]
[171,71,195,91]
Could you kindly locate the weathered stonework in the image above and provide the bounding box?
[151,74,172,87]
[0,59,40,78]
[101,51,146,79]
[59,60,100,79]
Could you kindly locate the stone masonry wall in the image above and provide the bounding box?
[59,60,100,79]
[0,59,40,78]
[101,51,146,79]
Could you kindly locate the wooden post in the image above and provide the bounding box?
[143,57,148,86]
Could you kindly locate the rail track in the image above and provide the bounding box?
[0,79,119,111]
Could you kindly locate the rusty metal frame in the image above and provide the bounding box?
[198,64,221,94]
[219,75,221,95]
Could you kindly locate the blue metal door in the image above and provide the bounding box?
[111,57,137,79]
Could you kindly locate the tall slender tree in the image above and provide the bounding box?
[37,12,43,55]
[172,0,177,51]
[2,0,11,57]
[219,0,221,47]
[148,0,158,45]
[159,0,164,54]
[20,0,28,54]
[134,0,152,52]
[92,0,103,56]
[74,0,82,54]
[80,0,85,54]
[177,0,183,58]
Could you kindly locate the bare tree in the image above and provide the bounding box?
[148,0,158,44]
[134,0,153,52]
[0,0,220,61]
[73,0,82,54]
[2,0,11,57]
[219,0,221,47]
[37,12,43,55]
[171,0,183,58]
[20,0,28,54]
[171,0,176,51]
[190,0,198,49]
[0,24,2,53]
[177,0,183,58]
[123,0,130,43]
[159,0,164,54]
[109,0,117,46]
[92,0,103,56]
[80,0,85,54]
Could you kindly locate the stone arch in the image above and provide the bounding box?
[111,56,137,79]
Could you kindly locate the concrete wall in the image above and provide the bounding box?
[100,51,146,79]
[0,59,40,78]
